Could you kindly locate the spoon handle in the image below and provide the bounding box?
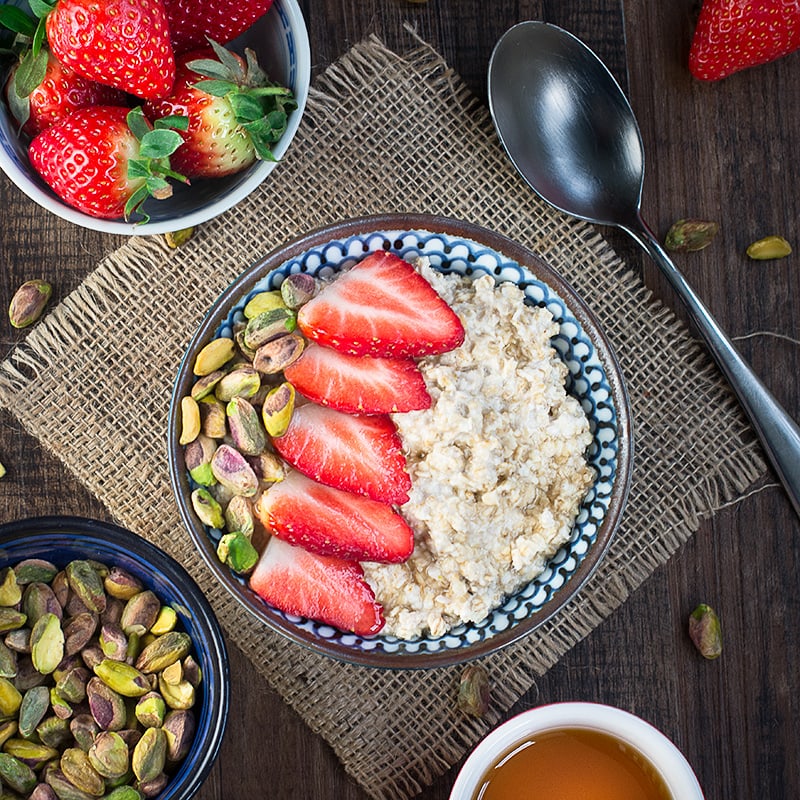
[624,218,800,518]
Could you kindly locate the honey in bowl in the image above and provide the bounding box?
[471,727,673,800]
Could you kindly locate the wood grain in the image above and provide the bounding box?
[1,1,799,798]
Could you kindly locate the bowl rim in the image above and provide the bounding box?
[0,0,311,236]
[448,701,705,799]
[168,212,634,668]
[0,514,230,798]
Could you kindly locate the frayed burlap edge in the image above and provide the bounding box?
[0,34,766,800]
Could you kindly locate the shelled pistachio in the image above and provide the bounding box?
[0,558,202,798]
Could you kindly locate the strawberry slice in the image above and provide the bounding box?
[296,251,465,358]
[283,343,431,415]
[255,470,414,563]
[271,403,411,505]
[249,536,385,636]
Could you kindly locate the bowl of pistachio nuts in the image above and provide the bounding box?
[0,515,229,799]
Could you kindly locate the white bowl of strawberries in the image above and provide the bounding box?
[168,214,633,668]
[0,0,310,235]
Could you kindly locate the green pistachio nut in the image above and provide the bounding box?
[157,674,195,711]
[216,532,258,575]
[23,582,63,627]
[55,666,90,704]
[261,382,295,438]
[234,325,258,361]
[45,767,99,800]
[93,660,150,698]
[30,613,65,675]
[134,692,166,729]
[50,570,70,607]
[150,606,177,636]
[104,786,144,800]
[0,639,17,678]
[664,218,719,252]
[13,559,58,586]
[162,709,196,762]
[0,719,17,748]
[0,751,37,794]
[227,396,267,455]
[18,685,51,737]
[69,714,100,751]
[4,627,31,653]
[49,686,73,720]
[190,488,225,529]
[64,562,106,615]
[178,396,201,446]
[164,226,194,248]
[0,568,22,607]
[30,782,61,800]
[456,664,490,718]
[189,368,226,401]
[131,727,166,783]
[198,396,228,439]
[87,731,129,780]
[134,632,191,674]
[210,444,259,496]
[63,612,99,658]
[181,655,202,688]
[86,677,127,732]
[249,451,286,485]
[243,307,296,351]
[8,279,52,329]
[0,607,27,633]
[60,747,106,796]
[214,365,261,403]
[3,737,60,769]
[252,332,305,374]
[746,235,792,260]
[280,272,317,309]
[243,290,286,319]
[689,603,723,659]
[192,337,235,376]
[99,623,129,662]
[184,434,218,487]
[119,592,160,638]
[103,568,143,603]
[36,715,71,749]
[224,495,255,537]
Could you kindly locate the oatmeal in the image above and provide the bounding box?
[362,263,595,640]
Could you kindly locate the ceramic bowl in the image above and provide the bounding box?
[449,702,704,799]
[0,516,229,799]
[0,0,310,235]
[168,213,633,668]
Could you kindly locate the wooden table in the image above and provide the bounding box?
[2,2,799,798]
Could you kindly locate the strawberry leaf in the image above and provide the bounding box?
[207,37,246,82]
[123,183,151,222]
[228,92,263,123]
[192,78,237,98]
[139,128,184,159]
[154,114,189,131]
[186,58,235,81]
[28,0,56,20]
[126,107,152,141]
[0,6,36,37]
[14,48,48,98]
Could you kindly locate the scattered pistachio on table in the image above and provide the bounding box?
[0,461,5,479]
[181,275,320,576]
[8,279,52,329]
[164,227,195,249]
[664,219,719,253]
[0,557,201,799]
[746,235,792,260]
[457,664,490,718]
[689,603,722,660]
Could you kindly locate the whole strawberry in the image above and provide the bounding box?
[43,0,175,99]
[143,41,295,178]
[163,0,274,55]
[28,106,187,221]
[5,52,125,138]
[690,0,800,80]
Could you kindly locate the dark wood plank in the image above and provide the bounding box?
[1,1,799,798]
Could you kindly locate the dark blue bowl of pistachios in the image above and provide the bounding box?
[0,516,229,800]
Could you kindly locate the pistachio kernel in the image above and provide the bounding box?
[746,235,792,260]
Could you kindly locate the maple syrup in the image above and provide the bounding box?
[471,727,673,800]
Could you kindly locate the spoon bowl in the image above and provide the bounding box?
[488,21,800,517]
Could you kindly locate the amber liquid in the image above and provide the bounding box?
[471,727,673,800]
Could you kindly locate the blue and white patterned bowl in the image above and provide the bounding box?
[0,0,310,235]
[169,214,633,668]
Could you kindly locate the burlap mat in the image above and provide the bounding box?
[0,34,766,799]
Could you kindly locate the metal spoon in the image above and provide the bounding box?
[488,20,800,517]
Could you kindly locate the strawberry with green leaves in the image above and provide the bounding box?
[28,106,188,221]
[690,0,800,80]
[143,40,295,178]
[33,0,175,99]
[0,4,124,137]
[163,0,275,55]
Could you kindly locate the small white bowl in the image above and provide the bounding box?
[449,702,704,799]
[0,0,310,235]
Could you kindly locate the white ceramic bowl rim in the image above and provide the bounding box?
[449,702,704,799]
[0,0,311,235]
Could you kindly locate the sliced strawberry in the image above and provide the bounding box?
[296,251,465,358]
[271,403,411,505]
[255,470,414,563]
[249,536,385,636]
[283,343,431,415]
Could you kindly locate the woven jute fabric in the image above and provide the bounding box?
[0,35,766,799]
